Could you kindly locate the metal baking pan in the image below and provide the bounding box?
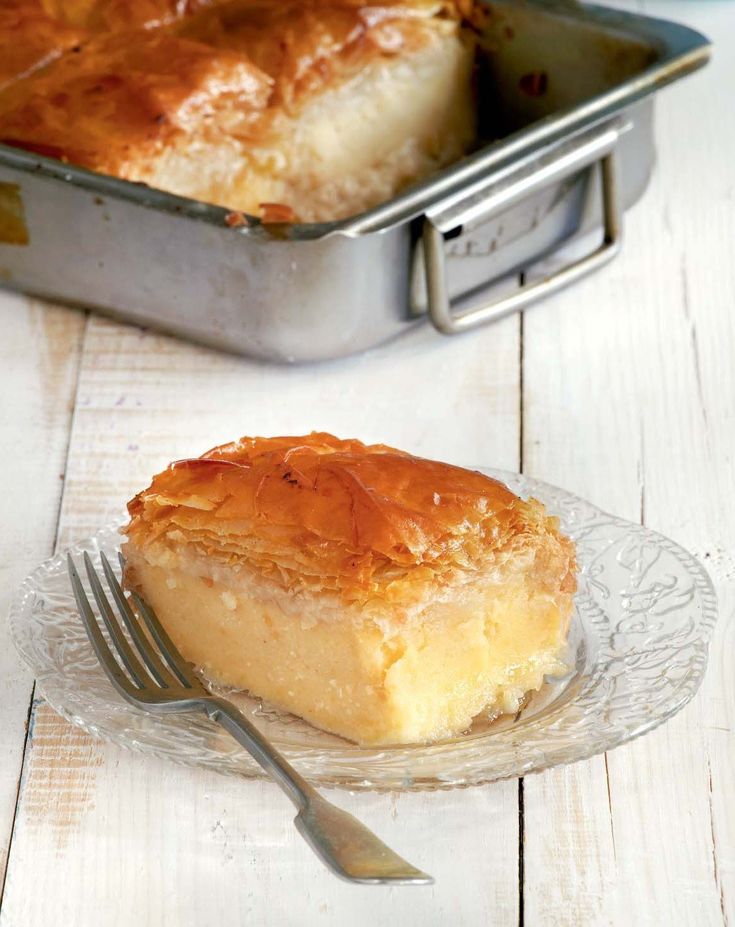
[0,0,710,362]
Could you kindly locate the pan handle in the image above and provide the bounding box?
[422,121,623,335]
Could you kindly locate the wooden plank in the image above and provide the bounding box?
[521,1,733,921]
[2,703,520,927]
[1,311,523,926]
[0,292,85,890]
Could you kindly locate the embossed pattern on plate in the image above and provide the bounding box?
[8,471,717,790]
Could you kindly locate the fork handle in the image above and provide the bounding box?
[204,698,432,884]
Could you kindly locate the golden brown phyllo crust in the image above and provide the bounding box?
[124,432,577,606]
[0,29,272,168]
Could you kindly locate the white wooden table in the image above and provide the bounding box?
[1,2,733,923]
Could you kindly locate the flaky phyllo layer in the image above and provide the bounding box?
[125,433,576,609]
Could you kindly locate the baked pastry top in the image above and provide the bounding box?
[176,0,472,107]
[0,29,271,167]
[0,0,479,220]
[126,431,577,608]
[0,0,84,91]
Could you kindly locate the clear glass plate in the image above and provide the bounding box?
[8,470,717,791]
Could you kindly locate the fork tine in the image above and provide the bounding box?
[117,551,199,689]
[130,591,198,689]
[68,554,138,698]
[99,552,179,689]
[83,552,151,688]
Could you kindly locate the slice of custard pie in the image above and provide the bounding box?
[122,433,577,746]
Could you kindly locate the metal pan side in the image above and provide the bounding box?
[345,0,712,235]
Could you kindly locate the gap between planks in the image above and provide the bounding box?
[0,309,90,908]
[517,292,526,927]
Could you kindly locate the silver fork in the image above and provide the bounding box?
[67,551,432,886]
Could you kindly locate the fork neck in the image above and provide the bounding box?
[204,698,317,810]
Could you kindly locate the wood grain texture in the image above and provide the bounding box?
[1,312,523,927]
[521,2,734,922]
[0,291,84,889]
